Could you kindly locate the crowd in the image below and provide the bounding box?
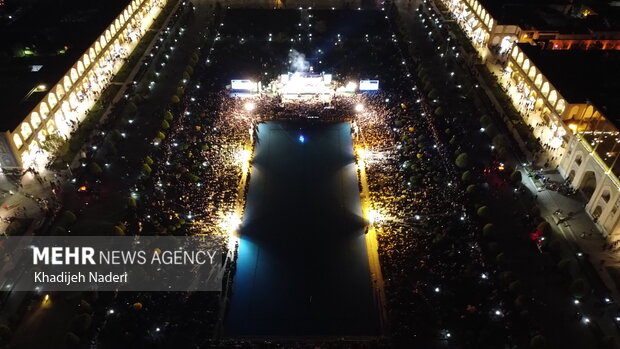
[9,4,558,348]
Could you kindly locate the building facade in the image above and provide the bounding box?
[0,0,166,170]
[441,0,620,237]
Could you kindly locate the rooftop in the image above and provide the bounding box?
[0,0,130,132]
[478,0,620,33]
[518,43,620,124]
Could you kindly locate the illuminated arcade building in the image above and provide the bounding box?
[503,43,620,236]
[443,0,620,58]
[0,0,166,170]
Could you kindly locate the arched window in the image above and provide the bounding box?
[556,99,566,115]
[20,122,32,140]
[30,112,41,130]
[13,134,23,149]
[549,90,558,106]
[534,74,543,88]
[522,59,530,72]
[541,82,550,96]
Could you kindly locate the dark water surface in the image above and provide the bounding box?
[225,121,378,337]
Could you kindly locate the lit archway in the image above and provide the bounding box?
[579,171,597,201]
[13,134,23,149]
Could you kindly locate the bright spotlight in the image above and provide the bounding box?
[355,104,364,112]
[244,102,256,111]
[368,209,382,224]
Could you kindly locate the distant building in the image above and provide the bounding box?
[442,0,620,236]
[0,0,165,170]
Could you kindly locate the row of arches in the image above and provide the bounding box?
[567,148,619,230]
[511,46,566,116]
[464,0,493,30]
[11,0,154,165]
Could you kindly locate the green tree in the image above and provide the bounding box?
[163,111,173,121]
[480,114,492,127]
[88,162,102,175]
[170,95,180,104]
[530,334,547,349]
[125,102,138,115]
[161,120,170,130]
[482,223,495,237]
[113,226,125,236]
[40,134,67,154]
[0,324,12,346]
[145,156,154,165]
[461,170,472,182]
[570,278,589,299]
[142,163,152,175]
[455,153,469,168]
[71,313,92,333]
[477,205,490,218]
[62,211,77,225]
[65,332,80,349]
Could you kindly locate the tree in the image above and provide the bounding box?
[113,226,125,236]
[65,332,80,349]
[71,313,92,333]
[434,107,444,116]
[142,163,152,175]
[0,324,12,345]
[461,170,472,182]
[466,184,477,194]
[157,131,166,140]
[509,280,522,293]
[485,124,498,137]
[492,134,509,149]
[40,134,67,154]
[510,170,522,184]
[455,153,469,168]
[88,162,102,175]
[145,156,154,165]
[496,252,508,266]
[62,211,77,225]
[125,102,138,115]
[79,300,93,314]
[482,223,495,237]
[164,111,173,121]
[557,258,574,274]
[477,205,490,218]
[480,114,492,127]
[530,334,547,349]
[5,220,23,236]
[570,278,589,299]
[170,95,180,104]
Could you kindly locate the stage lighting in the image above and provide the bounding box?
[244,102,256,111]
